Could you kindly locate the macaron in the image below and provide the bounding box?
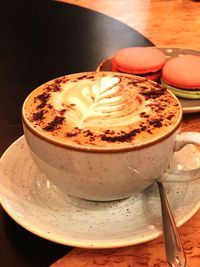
[112,47,166,81]
[161,55,200,99]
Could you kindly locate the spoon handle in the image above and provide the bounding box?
[157,182,186,267]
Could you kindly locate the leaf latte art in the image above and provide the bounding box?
[52,76,144,129]
[23,72,181,150]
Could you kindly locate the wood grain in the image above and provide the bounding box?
[182,113,200,132]
[52,1,200,266]
[60,0,200,49]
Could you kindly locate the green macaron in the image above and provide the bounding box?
[161,79,200,99]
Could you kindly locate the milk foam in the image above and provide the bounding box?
[23,72,181,149]
[51,76,147,129]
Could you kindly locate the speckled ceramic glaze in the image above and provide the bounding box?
[23,123,200,201]
[0,136,200,248]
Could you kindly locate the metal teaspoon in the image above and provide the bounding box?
[157,182,186,267]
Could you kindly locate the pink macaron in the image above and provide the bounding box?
[161,54,200,99]
[112,47,166,81]
[162,55,200,89]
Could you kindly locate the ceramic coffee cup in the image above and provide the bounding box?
[22,72,200,201]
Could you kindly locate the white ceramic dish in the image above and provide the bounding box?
[96,47,200,113]
[0,136,200,249]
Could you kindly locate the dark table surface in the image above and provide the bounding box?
[0,1,153,266]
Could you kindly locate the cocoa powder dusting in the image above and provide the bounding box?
[83,130,93,137]
[46,84,61,92]
[140,112,149,118]
[101,128,141,143]
[43,116,65,131]
[77,75,88,80]
[32,110,45,121]
[127,80,143,86]
[66,132,78,137]
[167,114,175,120]
[35,92,50,109]
[52,84,61,92]
[47,104,53,109]
[59,109,66,116]
[149,118,163,128]
[140,88,166,99]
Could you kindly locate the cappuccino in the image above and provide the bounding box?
[23,72,181,150]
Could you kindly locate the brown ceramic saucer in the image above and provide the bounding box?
[96,47,200,114]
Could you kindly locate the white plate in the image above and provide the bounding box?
[0,136,200,249]
[96,47,200,113]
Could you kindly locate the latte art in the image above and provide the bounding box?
[23,72,181,150]
[51,76,144,129]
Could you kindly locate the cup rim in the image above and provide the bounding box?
[22,71,183,153]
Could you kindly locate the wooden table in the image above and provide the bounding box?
[62,0,200,49]
[52,1,200,266]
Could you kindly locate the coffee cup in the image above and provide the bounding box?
[22,72,200,201]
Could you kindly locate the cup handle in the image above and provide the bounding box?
[174,132,200,151]
[159,132,200,182]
